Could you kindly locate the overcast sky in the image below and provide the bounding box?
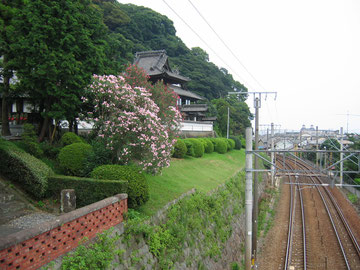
[118,0,360,134]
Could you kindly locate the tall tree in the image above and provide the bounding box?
[13,0,108,141]
[0,0,21,136]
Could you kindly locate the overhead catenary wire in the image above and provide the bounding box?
[161,0,255,91]
[187,0,268,92]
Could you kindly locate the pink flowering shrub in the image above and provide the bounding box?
[83,71,181,174]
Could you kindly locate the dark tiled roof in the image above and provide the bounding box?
[133,50,190,83]
[169,85,204,100]
[181,104,208,112]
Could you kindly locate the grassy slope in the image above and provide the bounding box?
[138,149,245,216]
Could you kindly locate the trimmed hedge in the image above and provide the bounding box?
[58,143,93,176]
[229,136,242,150]
[60,132,83,146]
[183,139,195,157]
[214,138,227,154]
[91,165,149,208]
[202,138,214,153]
[227,139,235,150]
[172,139,187,158]
[47,175,128,208]
[0,139,54,199]
[187,138,205,158]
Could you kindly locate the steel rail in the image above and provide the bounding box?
[297,160,360,260]
[294,160,353,269]
[277,157,307,270]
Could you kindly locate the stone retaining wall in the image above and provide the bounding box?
[0,194,128,270]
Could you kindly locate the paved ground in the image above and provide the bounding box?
[0,176,56,238]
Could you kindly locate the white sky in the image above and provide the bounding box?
[118,0,360,134]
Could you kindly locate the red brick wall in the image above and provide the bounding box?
[0,195,127,270]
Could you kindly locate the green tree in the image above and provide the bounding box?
[13,0,108,141]
[0,0,22,136]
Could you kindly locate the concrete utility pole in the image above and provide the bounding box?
[228,91,277,262]
[271,123,275,186]
[316,126,319,167]
[245,127,253,270]
[252,97,260,258]
[340,127,344,186]
[227,107,230,139]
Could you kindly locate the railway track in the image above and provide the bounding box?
[276,155,360,269]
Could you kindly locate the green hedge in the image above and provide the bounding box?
[188,138,205,158]
[214,138,227,154]
[202,138,214,153]
[60,132,83,146]
[91,165,149,208]
[47,175,128,208]
[172,139,187,158]
[0,139,53,199]
[229,136,242,150]
[183,139,195,157]
[58,143,93,176]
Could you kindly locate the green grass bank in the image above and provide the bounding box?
[138,149,245,216]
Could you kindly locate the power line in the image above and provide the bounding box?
[161,0,254,90]
[187,0,268,91]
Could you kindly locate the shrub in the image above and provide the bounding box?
[229,136,242,150]
[214,138,227,154]
[172,139,187,159]
[60,132,83,146]
[21,123,43,157]
[91,165,149,208]
[40,141,61,159]
[203,138,214,153]
[227,139,235,150]
[183,139,195,157]
[0,139,53,198]
[82,139,114,177]
[58,143,93,176]
[188,138,205,158]
[47,175,127,207]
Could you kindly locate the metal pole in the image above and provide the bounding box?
[316,126,319,167]
[227,107,230,139]
[252,97,260,259]
[340,127,344,186]
[271,123,275,186]
[245,127,253,270]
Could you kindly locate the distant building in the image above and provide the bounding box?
[134,50,215,137]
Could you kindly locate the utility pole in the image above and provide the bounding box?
[252,97,260,258]
[227,107,230,139]
[316,126,319,167]
[340,127,344,186]
[271,123,275,186]
[228,91,277,262]
[245,127,253,270]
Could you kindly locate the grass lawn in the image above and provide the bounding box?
[137,149,245,216]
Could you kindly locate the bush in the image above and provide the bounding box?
[183,139,195,157]
[40,141,61,159]
[214,138,227,154]
[91,165,149,208]
[47,175,127,207]
[172,139,187,159]
[0,139,53,198]
[58,143,93,176]
[60,132,83,146]
[227,139,235,150]
[188,138,205,158]
[21,123,43,157]
[202,138,214,153]
[82,139,114,177]
[229,136,242,150]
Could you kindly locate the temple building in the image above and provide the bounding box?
[133,50,214,136]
